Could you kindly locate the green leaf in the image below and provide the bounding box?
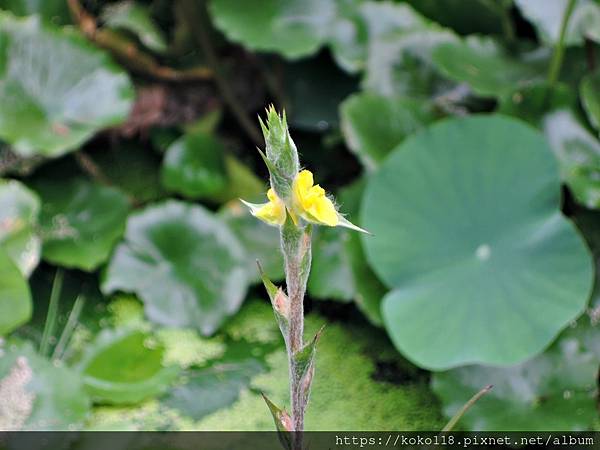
[357,2,458,97]
[498,82,576,125]
[101,1,167,53]
[340,93,436,171]
[102,200,249,336]
[32,178,130,271]
[308,227,355,302]
[0,340,90,429]
[162,360,264,420]
[218,201,284,284]
[0,0,70,24]
[90,143,166,203]
[432,314,600,430]
[543,109,600,208]
[0,248,31,335]
[362,115,594,370]
[581,71,600,133]
[78,328,179,405]
[209,0,340,60]
[405,0,507,35]
[211,154,267,204]
[514,0,600,46]
[431,36,542,98]
[0,13,134,157]
[161,130,227,199]
[261,392,293,448]
[0,178,40,276]
[338,179,386,326]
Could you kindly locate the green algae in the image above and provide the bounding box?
[196,306,443,430]
[85,299,443,430]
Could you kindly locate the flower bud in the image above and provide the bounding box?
[259,106,299,201]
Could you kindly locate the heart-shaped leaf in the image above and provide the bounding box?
[0,248,31,335]
[161,130,227,199]
[0,179,40,276]
[514,0,600,46]
[581,71,600,133]
[432,314,600,430]
[78,328,179,405]
[362,115,593,369]
[0,340,90,429]
[0,13,134,157]
[102,200,249,335]
[32,178,130,271]
[340,93,436,171]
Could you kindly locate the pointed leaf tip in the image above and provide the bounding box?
[257,260,279,300]
[261,392,293,435]
[338,215,372,235]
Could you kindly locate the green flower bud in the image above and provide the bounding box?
[259,106,299,201]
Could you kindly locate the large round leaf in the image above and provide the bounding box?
[32,178,130,271]
[362,115,593,370]
[0,13,134,157]
[0,178,40,276]
[0,248,31,335]
[102,200,249,335]
[0,340,90,429]
[432,314,599,430]
[78,328,179,405]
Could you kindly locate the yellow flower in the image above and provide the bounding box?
[293,170,338,226]
[241,170,370,233]
[241,188,286,226]
[292,170,370,234]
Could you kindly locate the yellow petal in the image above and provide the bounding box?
[293,170,339,226]
[240,188,286,226]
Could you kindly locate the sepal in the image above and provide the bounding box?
[337,215,372,235]
[261,392,294,450]
[258,261,290,344]
[292,325,324,386]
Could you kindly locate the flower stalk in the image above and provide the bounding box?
[243,106,368,448]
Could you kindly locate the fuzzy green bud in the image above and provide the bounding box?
[259,106,299,201]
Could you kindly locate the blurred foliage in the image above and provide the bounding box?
[0,0,599,432]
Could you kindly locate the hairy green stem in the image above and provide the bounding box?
[547,0,576,87]
[40,269,64,356]
[281,220,312,445]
